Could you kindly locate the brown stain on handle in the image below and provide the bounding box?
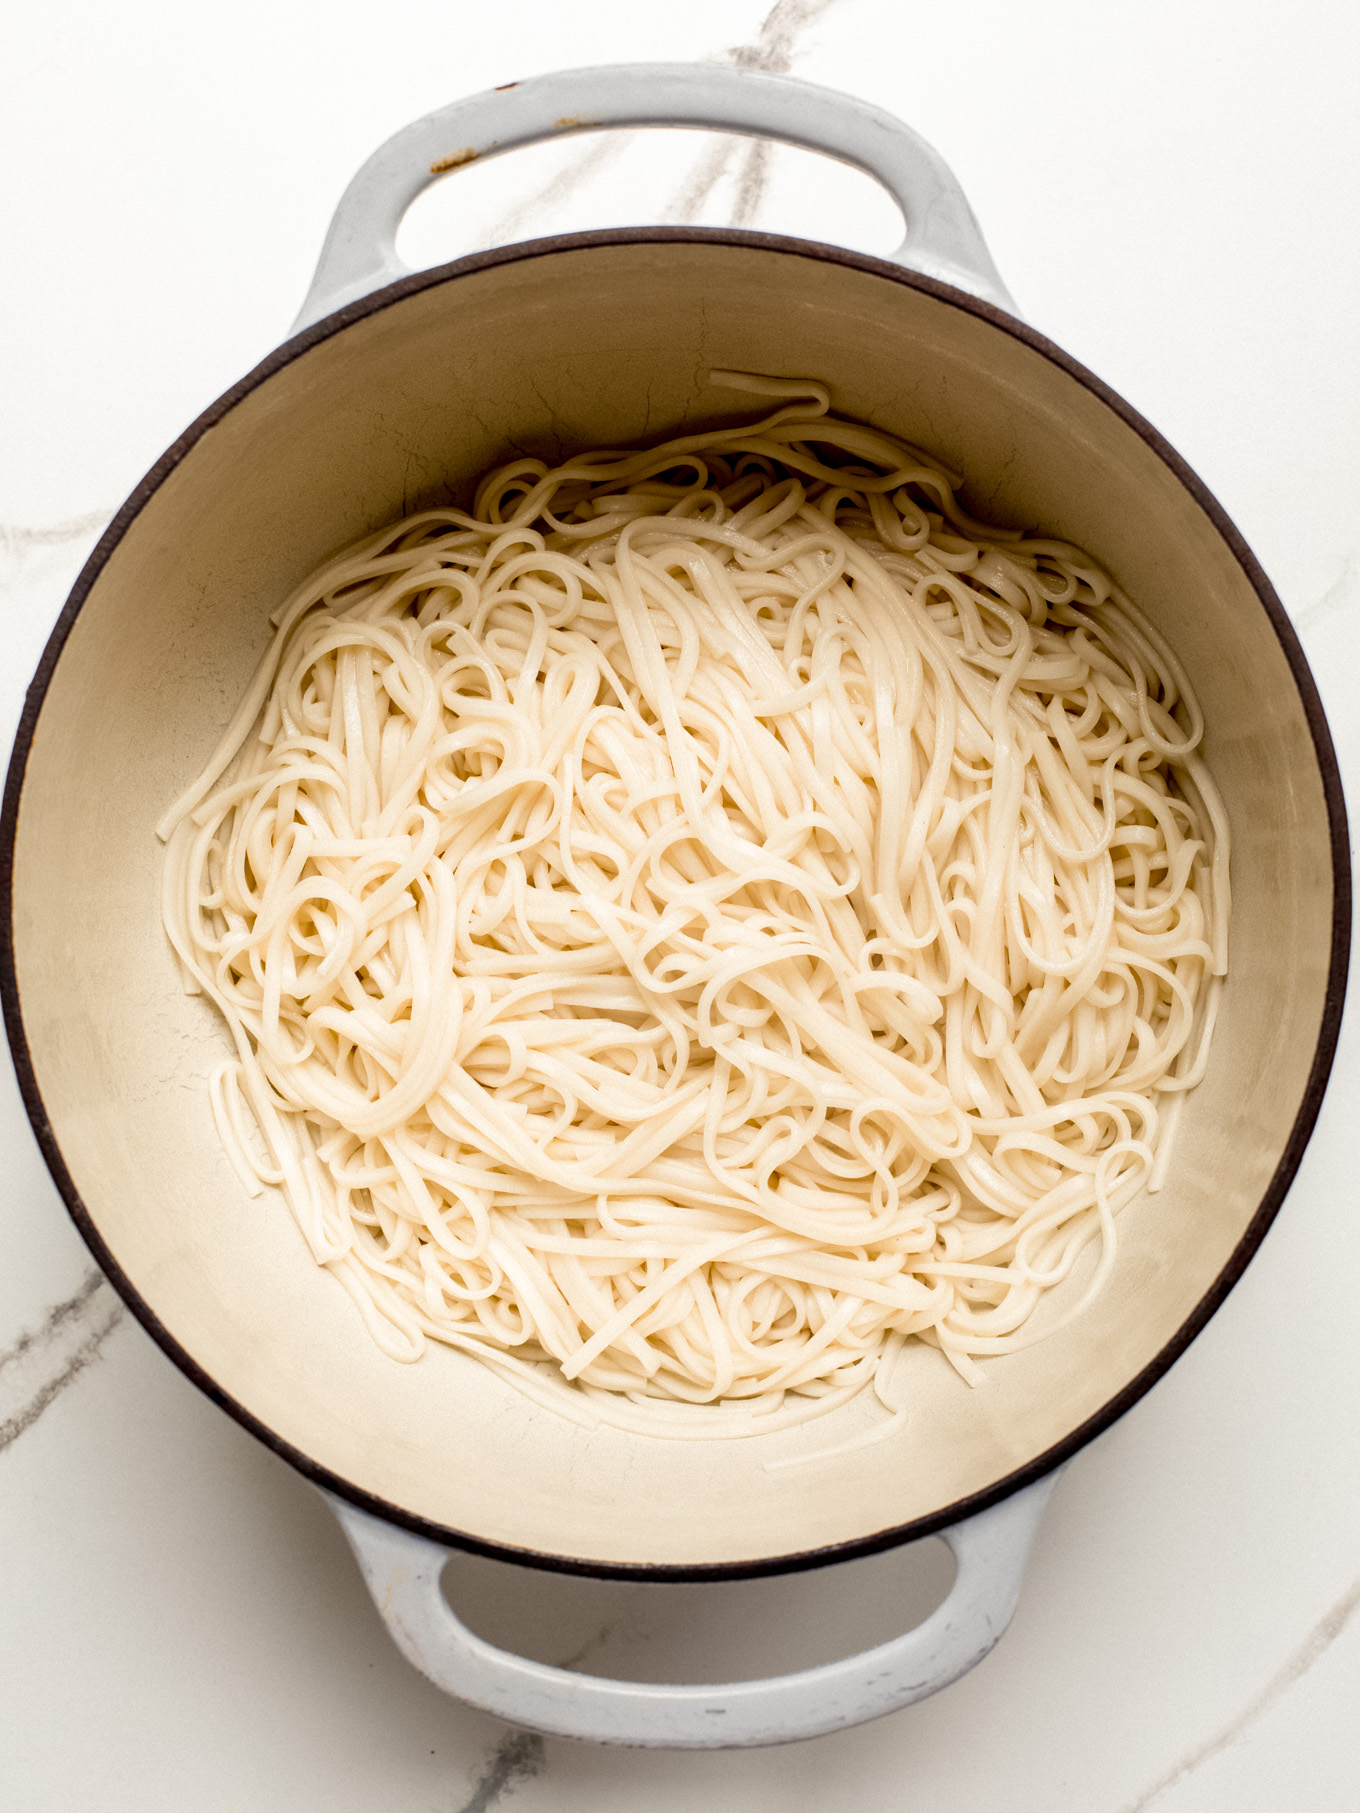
[430,114,596,175]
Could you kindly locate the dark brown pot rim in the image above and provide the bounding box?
[1,225,1351,1582]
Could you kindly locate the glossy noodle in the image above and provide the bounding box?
[160,374,1229,1438]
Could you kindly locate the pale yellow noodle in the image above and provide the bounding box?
[161,377,1229,1436]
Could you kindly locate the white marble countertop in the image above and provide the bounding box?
[3,2,1357,1806]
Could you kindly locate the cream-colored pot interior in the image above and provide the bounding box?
[9,238,1339,1571]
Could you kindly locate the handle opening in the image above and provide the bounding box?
[395,125,906,274]
[437,1534,955,1687]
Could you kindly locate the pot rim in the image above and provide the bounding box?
[1,224,1351,1581]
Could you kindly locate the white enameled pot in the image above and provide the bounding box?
[1,64,1349,1748]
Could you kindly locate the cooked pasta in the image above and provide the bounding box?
[160,373,1229,1437]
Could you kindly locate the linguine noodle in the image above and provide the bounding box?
[160,374,1229,1437]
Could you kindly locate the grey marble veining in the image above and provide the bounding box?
[1120,1574,1360,1813]
[0,1271,123,1455]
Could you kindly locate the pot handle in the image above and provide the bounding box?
[323,1469,1059,1749]
[292,63,1016,332]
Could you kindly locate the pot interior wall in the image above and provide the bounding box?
[10,239,1336,1569]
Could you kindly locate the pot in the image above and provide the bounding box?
[1,63,1349,1748]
